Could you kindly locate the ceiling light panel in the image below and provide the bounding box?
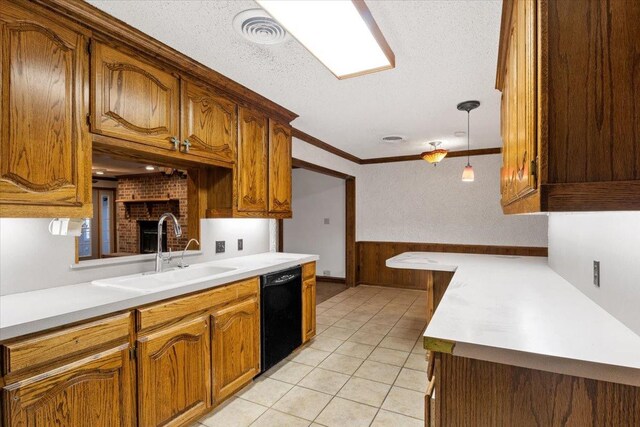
[257,0,395,79]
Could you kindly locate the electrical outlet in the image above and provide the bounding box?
[593,260,600,287]
[323,270,331,276]
[324,218,330,225]
[216,241,225,254]
[238,239,243,251]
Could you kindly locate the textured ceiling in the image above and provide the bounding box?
[89,0,503,158]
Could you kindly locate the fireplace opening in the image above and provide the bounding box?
[139,221,167,254]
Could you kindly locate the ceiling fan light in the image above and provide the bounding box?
[462,165,475,182]
[421,149,448,165]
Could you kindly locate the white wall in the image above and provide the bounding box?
[548,212,640,335]
[0,218,271,295]
[357,154,548,246]
[284,169,346,278]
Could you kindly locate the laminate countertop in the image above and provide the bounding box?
[0,252,318,341]
[386,252,640,387]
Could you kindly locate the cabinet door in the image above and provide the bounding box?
[500,0,537,206]
[237,107,268,212]
[302,277,316,343]
[268,120,292,214]
[0,3,91,218]
[181,80,236,164]
[2,345,134,427]
[91,42,180,151]
[212,297,260,402]
[137,316,211,427]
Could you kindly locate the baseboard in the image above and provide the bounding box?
[317,276,346,284]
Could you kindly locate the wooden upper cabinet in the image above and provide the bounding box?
[0,2,91,218]
[237,107,268,212]
[212,296,260,402]
[137,316,211,427]
[499,0,536,208]
[91,41,180,151]
[268,120,292,214]
[2,345,135,427]
[497,0,640,213]
[181,80,236,164]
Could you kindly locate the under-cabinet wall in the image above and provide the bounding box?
[0,218,272,295]
[548,212,640,336]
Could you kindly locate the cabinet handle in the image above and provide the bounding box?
[170,136,180,151]
[181,139,192,154]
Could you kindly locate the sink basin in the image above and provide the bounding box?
[92,265,237,293]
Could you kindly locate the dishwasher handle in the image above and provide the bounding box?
[263,268,302,288]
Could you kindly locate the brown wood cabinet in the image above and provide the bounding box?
[236,106,268,213]
[302,262,317,343]
[496,0,640,213]
[91,41,180,152]
[268,120,292,214]
[3,345,135,427]
[136,316,211,427]
[181,80,236,164]
[211,296,260,402]
[0,1,92,218]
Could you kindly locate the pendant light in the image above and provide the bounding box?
[457,100,480,182]
[421,141,448,165]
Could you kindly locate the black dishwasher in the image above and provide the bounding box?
[260,266,302,373]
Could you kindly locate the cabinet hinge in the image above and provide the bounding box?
[86,114,91,126]
[129,346,137,360]
[531,157,538,180]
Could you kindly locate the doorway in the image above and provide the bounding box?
[278,158,356,291]
[79,187,116,260]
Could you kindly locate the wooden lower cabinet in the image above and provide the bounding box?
[136,316,211,427]
[211,297,260,403]
[430,351,640,427]
[302,277,316,343]
[2,344,134,427]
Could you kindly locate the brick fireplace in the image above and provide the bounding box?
[116,172,189,254]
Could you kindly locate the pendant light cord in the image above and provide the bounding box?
[466,111,471,166]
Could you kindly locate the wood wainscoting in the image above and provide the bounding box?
[356,241,548,290]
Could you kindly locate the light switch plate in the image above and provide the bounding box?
[593,260,600,287]
[216,241,225,254]
[324,218,330,225]
[238,239,243,251]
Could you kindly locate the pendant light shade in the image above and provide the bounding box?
[421,141,448,165]
[462,165,475,182]
[457,100,480,182]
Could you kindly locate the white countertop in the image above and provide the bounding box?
[387,252,640,386]
[0,252,318,341]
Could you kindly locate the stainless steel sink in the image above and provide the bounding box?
[92,265,237,293]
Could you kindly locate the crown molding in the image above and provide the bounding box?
[292,127,502,165]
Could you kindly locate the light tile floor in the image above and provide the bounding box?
[196,285,428,427]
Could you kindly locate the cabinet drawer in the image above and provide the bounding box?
[1,312,132,375]
[136,277,259,332]
[302,262,316,280]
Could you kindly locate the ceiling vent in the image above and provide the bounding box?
[233,9,290,45]
[381,135,407,144]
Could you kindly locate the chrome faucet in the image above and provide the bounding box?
[178,238,200,269]
[155,212,182,273]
